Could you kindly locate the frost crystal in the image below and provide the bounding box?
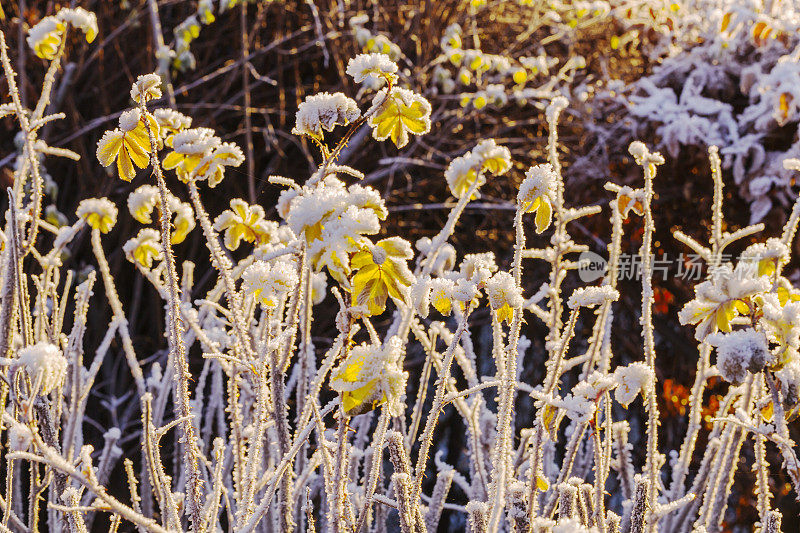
[292,92,361,139]
[242,259,299,309]
[613,362,653,408]
[130,73,163,103]
[346,53,398,84]
[518,163,557,207]
[567,285,619,309]
[708,328,770,385]
[16,343,67,394]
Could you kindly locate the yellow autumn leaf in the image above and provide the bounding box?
[351,238,414,316]
[369,87,432,149]
[329,338,407,416]
[96,112,158,181]
[535,474,549,491]
[720,12,732,32]
[760,401,774,422]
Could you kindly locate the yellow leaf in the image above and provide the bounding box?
[720,12,732,32]
[761,401,774,422]
[535,474,549,492]
[534,198,552,234]
[496,303,514,324]
[350,239,414,316]
[369,88,432,149]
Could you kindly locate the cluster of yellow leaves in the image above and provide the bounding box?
[446,139,512,200]
[77,198,118,234]
[127,185,195,245]
[213,199,275,251]
[123,229,163,269]
[96,110,159,182]
[329,338,407,416]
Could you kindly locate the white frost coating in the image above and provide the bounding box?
[471,139,512,175]
[444,140,511,198]
[567,285,619,309]
[77,198,118,229]
[171,128,220,154]
[329,336,408,415]
[628,140,648,161]
[123,229,163,268]
[553,518,599,532]
[429,277,456,315]
[16,343,67,394]
[26,17,63,55]
[57,7,98,41]
[118,108,141,133]
[613,362,653,407]
[776,361,800,409]
[310,271,327,306]
[485,271,523,311]
[346,53,398,84]
[292,92,361,138]
[410,276,432,318]
[130,73,163,103]
[154,108,192,134]
[241,259,298,309]
[518,163,557,206]
[451,278,479,303]
[740,238,790,271]
[127,185,160,224]
[545,96,569,123]
[460,252,498,284]
[7,421,33,452]
[708,328,770,385]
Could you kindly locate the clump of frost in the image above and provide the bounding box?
[15,343,67,394]
[346,53,398,85]
[242,259,299,309]
[485,271,523,311]
[613,362,653,407]
[6,420,33,452]
[567,285,619,309]
[708,328,770,385]
[292,92,361,138]
[518,163,557,206]
[553,518,599,532]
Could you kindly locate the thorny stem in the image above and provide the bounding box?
[138,98,203,528]
[636,149,663,532]
[187,182,252,360]
[487,208,525,530]
[412,303,474,508]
